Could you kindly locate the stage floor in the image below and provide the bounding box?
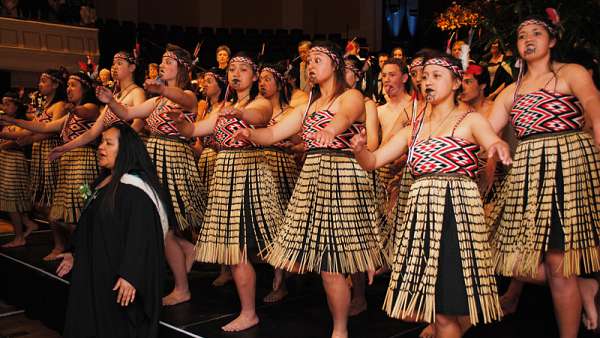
[0,230,598,338]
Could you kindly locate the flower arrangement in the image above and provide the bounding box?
[436,2,481,31]
[79,183,93,200]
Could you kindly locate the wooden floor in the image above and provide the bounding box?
[0,313,61,338]
[2,220,600,338]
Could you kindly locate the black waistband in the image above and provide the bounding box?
[414,172,476,182]
[150,134,190,144]
[219,147,261,152]
[520,129,582,141]
[306,148,354,158]
[262,146,295,154]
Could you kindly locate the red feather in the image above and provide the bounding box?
[545,7,560,26]
[78,61,88,72]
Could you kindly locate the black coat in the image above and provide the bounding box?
[63,184,165,338]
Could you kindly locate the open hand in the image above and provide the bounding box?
[219,107,242,119]
[311,127,335,147]
[63,103,75,112]
[48,145,67,162]
[350,128,367,153]
[487,141,512,166]
[232,128,251,142]
[143,79,166,95]
[95,86,114,104]
[113,277,136,307]
[56,252,74,277]
[166,109,185,123]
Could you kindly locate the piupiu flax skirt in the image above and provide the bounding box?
[377,164,394,191]
[30,137,61,207]
[384,175,501,325]
[264,148,300,207]
[490,131,600,278]
[381,168,413,264]
[263,150,384,274]
[0,150,31,212]
[370,168,389,212]
[195,148,283,265]
[369,169,389,258]
[197,147,218,205]
[49,146,98,223]
[146,135,206,232]
[377,162,403,215]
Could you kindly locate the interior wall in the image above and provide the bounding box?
[95,0,381,48]
[221,0,282,29]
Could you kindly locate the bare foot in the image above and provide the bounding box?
[43,248,64,261]
[221,312,259,332]
[349,296,367,316]
[212,270,233,287]
[263,286,288,303]
[499,292,520,316]
[419,324,435,338]
[1,238,26,248]
[580,277,599,331]
[162,289,191,306]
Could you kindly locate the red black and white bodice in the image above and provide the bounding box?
[102,103,132,129]
[213,116,257,149]
[511,89,584,139]
[102,106,129,128]
[60,112,95,142]
[36,106,54,124]
[145,96,196,140]
[408,137,480,179]
[302,110,363,151]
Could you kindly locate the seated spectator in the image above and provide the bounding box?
[1,0,19,17]
[147,63,158,80]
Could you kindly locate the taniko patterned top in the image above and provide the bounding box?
[408,112,480,179]
[145,96,196,140]
[302,110,363,151]
[60,112,95,142]
[510,89,584,139]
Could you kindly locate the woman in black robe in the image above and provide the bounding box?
[56,123,169,338]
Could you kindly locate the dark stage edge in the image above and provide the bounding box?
[1,231,598,338]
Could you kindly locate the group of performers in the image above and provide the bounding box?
[0,14,599,338]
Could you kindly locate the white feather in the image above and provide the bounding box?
[460,44,470,71]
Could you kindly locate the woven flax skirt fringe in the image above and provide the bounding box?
[264,148,300,208]
[377,163,395,191]
[490,131,600,278]
[197,147,218,205]
[195,149,283,265]
[381,168,413,264]
[369,169,389,259]
[0,150,31,212]
[383,175,501,325]
[263,151,384,274]
[146,136,206,232]
[49,146,98,224]
[30,137,61,207]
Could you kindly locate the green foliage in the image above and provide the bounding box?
[465,0,600,58]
